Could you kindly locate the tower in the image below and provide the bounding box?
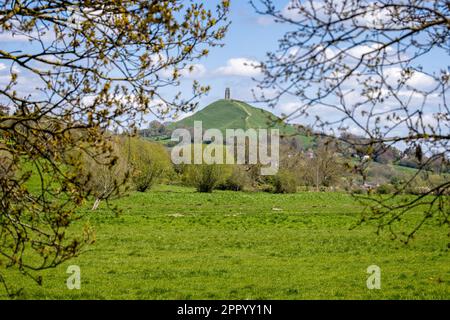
[225,87,230,100]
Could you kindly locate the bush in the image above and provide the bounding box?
[351,187,365,195]
[271,170,298,193]
[184,164,230,193]
[367,164,396,185]
[125,137,172,192]
[216,166,252,191]
[177,143,232,192]
[376,183,395,194]
[78,137,130,210]
[402,175,431,195]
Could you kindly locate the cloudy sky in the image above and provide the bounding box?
[0,1,287,121]
[172,1,448,143]
[167,1,289,119]
[0,0,447,134]
[157,0,448,129]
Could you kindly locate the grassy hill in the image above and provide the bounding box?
[171,99,296,135]
[166,99,314,148]
[145,99,434,179]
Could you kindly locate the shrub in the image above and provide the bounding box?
[402,175,430,195]
[271,170,297,193]
[367,164,396,185]
[351,187,365,195]
[184,164,230,193]
[376,183,395,195]
[177,143,232,192]
[79,137,130,210]
[125,137,172,192]
[216,166,251,191]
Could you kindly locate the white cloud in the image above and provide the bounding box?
[215,58,261,77]
[281,1,302,21]
[0,75,11,84]
[278,102,300,115]
[355,4,412,29]
[254,1,312,25]
[384,67,437,90]
[0,63,5,71]
[347,126,366,136]
[180,64,207,78]
[0,32,31,42]
[256,16,275,26]
[417,113,439,127]
[347,44,383,59]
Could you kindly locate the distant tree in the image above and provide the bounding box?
[374,147,399,165]
[78,137,130,210]
[286,136,304,151]
[271,169,298,193]
[252,0,449,243]
[302,143,343,190]
[0,0,229,295]
[149,120,166,136]
[126,137,172,192]
[184,164,230,193]
[367,163,397,185]
[180,144,231,192]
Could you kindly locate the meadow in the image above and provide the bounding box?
[1,185,449,299]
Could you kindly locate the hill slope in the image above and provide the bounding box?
[171,99,298,135]
[142,99,438,179]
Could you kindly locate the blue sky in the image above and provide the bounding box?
[0,0,448,136]
[164,1,292,119]
[0,1,290,123]
[173,0,449,141]
[168,0,449,126]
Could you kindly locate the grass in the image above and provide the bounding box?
[1,185,449,299]
[170,99,304,136]
[162,99,315,148]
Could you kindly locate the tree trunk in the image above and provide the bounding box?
[91,198,101,210]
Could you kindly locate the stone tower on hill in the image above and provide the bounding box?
[225,87,230,100]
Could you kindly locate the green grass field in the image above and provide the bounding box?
[2,185,449,299]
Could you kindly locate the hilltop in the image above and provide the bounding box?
[170,99,297,135]
[140,98,314,148]
[138,98,446,180]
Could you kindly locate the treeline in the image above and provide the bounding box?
[141,121,448,174]
[85,135,449,201]
[74,135,171,209]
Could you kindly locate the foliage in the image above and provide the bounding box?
[0,0,229,294]
[125,137,172,192]
[376,184,395,195]
[77,136,131,210]
[276,142,344,190]
[270,169,298,193]
[216,165,252,191]
[252,0,450,238]
[0,121,98,295]
[175,143,232,193]
[184,164,231,193]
